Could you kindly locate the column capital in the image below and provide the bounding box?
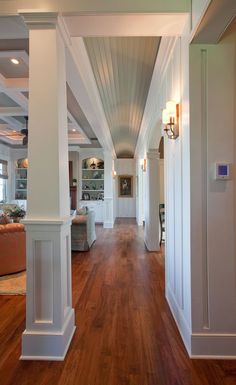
[147,149,160,160]
[20,11,59,30]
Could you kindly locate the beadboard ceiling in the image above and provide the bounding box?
[84,37,160,158]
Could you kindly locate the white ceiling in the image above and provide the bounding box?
[0,18,90,147]
[0,12,187,153]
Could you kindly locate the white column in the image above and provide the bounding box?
[136,159,145,226]
[20,12,75,360]
[103,151,114,228]
[144,149,160,251]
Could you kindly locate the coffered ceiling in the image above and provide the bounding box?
[0,13,184,155]
[0,15,163,155]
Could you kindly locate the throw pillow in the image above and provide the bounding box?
[76,207,88,215]
[0,213,11,224]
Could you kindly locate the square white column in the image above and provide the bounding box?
[20,12,75,360]
[103,151,114,228]
[144,149,160,251]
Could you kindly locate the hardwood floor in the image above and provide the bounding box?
[0,219,236,385]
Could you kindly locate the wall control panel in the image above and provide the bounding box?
[214,162,231,180]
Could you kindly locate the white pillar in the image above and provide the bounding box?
[103,151,114,228]
[20,12,75,360]
[144,149,160,251]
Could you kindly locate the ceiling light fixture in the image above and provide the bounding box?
[11,58,19,65]
[162,101,179,139]
[72,128,76,132]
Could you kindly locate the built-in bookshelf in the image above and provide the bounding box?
[81,158,104,201]
[15,158,28,200]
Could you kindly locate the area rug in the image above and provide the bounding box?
[0,271,26,295]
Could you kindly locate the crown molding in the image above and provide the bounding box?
[19,11,59,29]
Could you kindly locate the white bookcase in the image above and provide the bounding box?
[80,155,104,223]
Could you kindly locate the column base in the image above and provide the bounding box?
[103,221,114,228]
[20,309,76,361]
[145,237,160,251]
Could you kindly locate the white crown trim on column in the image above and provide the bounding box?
[19,11,59,29]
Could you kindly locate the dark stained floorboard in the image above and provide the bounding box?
[0,219,236,385]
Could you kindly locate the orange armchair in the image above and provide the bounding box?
[0,223,26,276]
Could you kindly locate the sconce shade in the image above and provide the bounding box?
[162,108,169,124]
[162,101,179,140]
[166,101,176,118]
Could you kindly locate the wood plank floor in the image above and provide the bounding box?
[0,218,236,385]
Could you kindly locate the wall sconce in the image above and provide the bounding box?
[112,170,117,178]
[141,159,147,172]
[162,101,179,139]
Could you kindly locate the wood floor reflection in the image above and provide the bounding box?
[0,219,236,385]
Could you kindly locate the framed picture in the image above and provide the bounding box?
[118,175,133,198]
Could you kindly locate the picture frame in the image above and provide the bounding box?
[118,175,133,198]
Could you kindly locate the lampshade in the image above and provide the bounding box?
[162,108,169,124]
[166,101,176,118]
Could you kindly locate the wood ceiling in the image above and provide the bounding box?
[84,37,160,158]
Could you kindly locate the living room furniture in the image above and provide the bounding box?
[159,203,165,246]
[0,223,26,275]
[71,209,96,251]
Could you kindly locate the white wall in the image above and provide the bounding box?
[136,158,146,226]
[115,159,136,217]
[69,151,79,183]
[159,159,164,203]
[158,31,191,353]
[135,26,191,351]
[189,19,236,356]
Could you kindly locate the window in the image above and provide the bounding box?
[0,160,8,202]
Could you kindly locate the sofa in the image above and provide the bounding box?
[71,209,96,251]
[0,223,26,276]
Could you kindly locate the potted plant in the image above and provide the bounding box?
[6,205,26,223]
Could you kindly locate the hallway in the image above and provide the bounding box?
[0,219,236,385]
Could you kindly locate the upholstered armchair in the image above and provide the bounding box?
[0,223,26,275]
[71,209,96,251]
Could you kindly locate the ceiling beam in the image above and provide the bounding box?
[67,110,91,144]
[0,116,24,131]
[0,107,26,116]
[0,72,28,110]
[64,14,189,37]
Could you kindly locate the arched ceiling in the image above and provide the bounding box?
[84,37,161,158]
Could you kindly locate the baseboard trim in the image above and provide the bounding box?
[166,285,191,356]
[191,333,236,358]
[20,309,76,361]
[167,286,236,358]
[103,221,114,228]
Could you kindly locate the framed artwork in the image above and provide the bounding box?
[118,175,133,198]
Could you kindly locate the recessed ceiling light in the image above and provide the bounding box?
[72,129,76,132]
[11,58,19,65]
